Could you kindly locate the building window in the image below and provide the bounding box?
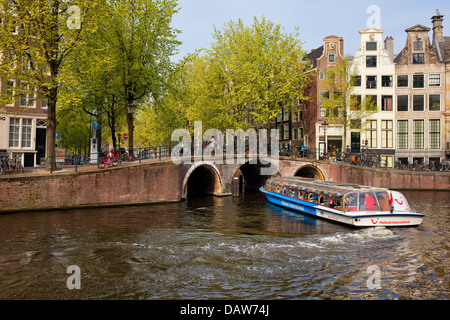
[352,75,361,87]
[413,120,424,149]
[319,71,324,80]
[319,106,327,118]
[19,83,35,108]
[381,120,393,148]
[429,119,440,149]
[40,98,48,109]
[319,90,329,102]
[412,74,424,88]
[397,120,408,149]
[381,75,392,87]
[366,56,377,67]
[366,42,377,50]
[350,95,362,110]
[328,54,335,63]
[412,53,425,64]
[397,75,408,87]
[397,95,408,111]
[429,74,440,87]
[292,128,298,140]
[366,76,377,89]
[381,95,393,111]
[350,119,361,129]
[366,95,377,109]
[21,118,32,148]
[429,94,440,111]
[9,118,20,148]
[366,120,377,148]
[413,95,424,111]
[283,107,289,121]
[283,123,290,140]
[414,41,423,51]
[5,80,15,106]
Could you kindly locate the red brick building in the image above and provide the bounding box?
[301,35,345,156]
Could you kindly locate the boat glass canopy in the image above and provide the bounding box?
[264,177,393,212]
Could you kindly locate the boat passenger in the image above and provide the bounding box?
[344,194,357,211]
[364,193,376,210]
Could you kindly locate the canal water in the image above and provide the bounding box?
[0,190,448,300]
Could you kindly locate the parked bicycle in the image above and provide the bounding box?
[99,149,120,168]
[0,151,24,174]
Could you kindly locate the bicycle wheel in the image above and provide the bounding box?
[16,162,24,173]
[98,157,106,169]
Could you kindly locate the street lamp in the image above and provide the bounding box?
[126,101,136,160]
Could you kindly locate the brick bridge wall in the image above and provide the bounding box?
[0,161,182,212]
[0,158,449,212]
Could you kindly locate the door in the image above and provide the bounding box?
[351,132,361,153]
[35,128,46,165]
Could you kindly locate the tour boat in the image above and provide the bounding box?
[259,177,424,227]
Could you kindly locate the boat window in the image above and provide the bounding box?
[309,193,319,203]
[298,191,308,200]
[320,195,329,205]
[332,198,342,209]
[343,192,358,211]
[375,191,391,211]
[359,191,380,211]
[289,188,296,197]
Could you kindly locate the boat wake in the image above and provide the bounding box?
[318,227,396,246]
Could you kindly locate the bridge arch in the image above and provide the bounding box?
[294,164,325,180]
[230,161,278,193]
[182,162,223,199]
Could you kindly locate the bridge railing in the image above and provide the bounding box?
[42,144,176,173]
[36,142,449,174]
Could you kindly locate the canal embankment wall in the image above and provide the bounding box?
[0,161,182,213]
[326,162,450,191]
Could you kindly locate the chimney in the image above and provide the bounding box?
[431,9,444,43]
[384,36,394,62]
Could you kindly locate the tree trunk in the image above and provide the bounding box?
[126,108,134,160]
[45,95,57,171]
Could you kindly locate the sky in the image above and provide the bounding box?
[170,0,449,61]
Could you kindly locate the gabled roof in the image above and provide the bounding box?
[304,46,324,68]
[405,24,431,32]
[359,27,384,34]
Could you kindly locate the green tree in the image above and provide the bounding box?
[98,0,181,158]
[206,17,313,132]
[0,0,104,169]
[320,57,378,148]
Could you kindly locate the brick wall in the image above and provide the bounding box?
[0,161,182,212]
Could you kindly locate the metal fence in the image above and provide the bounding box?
[3,142,449,175]
[45,144,175,173]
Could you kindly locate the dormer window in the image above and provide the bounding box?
[366,42,377,50]
[366,56,377,67]
[414,41,423,51]
[412,53,424,64]
[328,54,335,63]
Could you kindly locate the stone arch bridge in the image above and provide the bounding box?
[180,156,327,199]
[0,156,448,212]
